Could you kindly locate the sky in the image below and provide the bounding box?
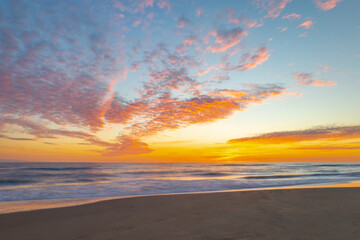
[0,0,359,162]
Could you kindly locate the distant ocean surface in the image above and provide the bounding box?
[1,162,360,202]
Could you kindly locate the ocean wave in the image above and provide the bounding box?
[195,172,229,176]
[0,179,35,186]
[244,172,360,180]
[24,167,94,171]
[311,164,360,168]
[219,163,269,167]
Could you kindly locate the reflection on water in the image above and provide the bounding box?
[1,162,360,202]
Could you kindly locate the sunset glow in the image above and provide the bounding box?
[0,0,359,162]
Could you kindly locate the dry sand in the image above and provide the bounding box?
[1,187,360,240]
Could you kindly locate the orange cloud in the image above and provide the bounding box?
[314,0,342,11]
[106,84,285,138]
[102,138,153,156]
[293,72,336,86]
[197,66,216,76]
[298,20,314,29]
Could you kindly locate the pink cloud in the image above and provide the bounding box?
[225,47,271,71]
[133,19,143,27]
[282,13,301,19]
[139,0,154,12]
[316,63,331,73]
[157,0,171,13]
[298,20,314,29]
[196,8,203,17]
[206,27,248,53]
[227,9,240,25]
[177,16,191,28]
[293,72,336,86]
[314,0,342,11]
[175,34,198,53]
[253,0,292,18]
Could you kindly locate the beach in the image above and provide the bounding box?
[1,187,360,240]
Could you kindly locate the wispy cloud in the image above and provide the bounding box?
[206,27,247,53]
[293,72,336,86]
[177,16,192,28]
[228,125,360,144]
[224,47,271,71]
[0,134,34,141]
[157,0,171,13]
[282,13,301,19]
[314,0,342,11]
[298,20,314,29]
[253,0,292,18]
[196,8,203,18]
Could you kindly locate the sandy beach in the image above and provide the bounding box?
[1,187,360,240]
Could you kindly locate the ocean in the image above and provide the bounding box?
[1,162,360,202]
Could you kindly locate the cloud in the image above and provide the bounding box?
[139,0,154,12]
[293,146,360,151]
[102,138,154,156]
[0,1,128,131]
[133,19,143,27]
[228,125,360,144]
[224,47,271,71]
[176,35,198,53]
[0,116,114,147]
[196,8,203,18]
[0,134,34,141]
[0,116,155,157]
[282,13,301,19]
[298,20,314,29]
[157,0,171,13]
[177,16,192,28]
[0,0,300,157]
[206,27,247,53]
[293,72,336,86]
[198,66,217,76]
[113,0,155,14]
[106,84,285,138]
[314,0,342,11]
[253,0,292,18]
[316,63,330,73]
[218,9,261,28]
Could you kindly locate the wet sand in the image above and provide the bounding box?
[1,187,360,240]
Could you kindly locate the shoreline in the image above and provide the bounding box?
[1,185,360,239]
[1,180,360,215]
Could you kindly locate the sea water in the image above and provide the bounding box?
[1,162,360,202]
